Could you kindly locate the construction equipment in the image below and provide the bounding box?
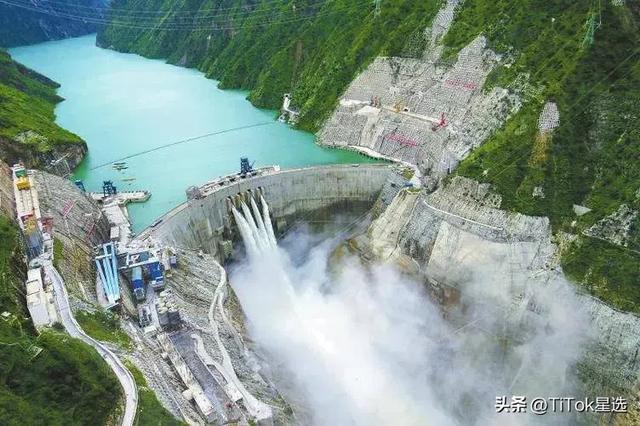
[149,261,165,291]
[16,177,30,190]
[14,165,26,178]
[240,157,254,176]
[103,180,117,197]
[432,113,448,131]
[131,266,146,302]
[393,100,406,113]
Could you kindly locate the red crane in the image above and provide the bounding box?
[432,113,447,131]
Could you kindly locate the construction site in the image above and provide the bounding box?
[5,0,640,425]
[73,159,408,425]
[22,150,631,424]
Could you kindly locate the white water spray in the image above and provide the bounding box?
[231,198,446,424]
[231,196,277,258]
[230,198,591,426]
[260,195,277,247]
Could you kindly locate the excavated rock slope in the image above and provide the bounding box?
[364,176,640,410]
[33,171,109,303]
[316,0,640,406]
[319,0,520,184]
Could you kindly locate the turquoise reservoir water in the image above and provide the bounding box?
[10,35,374,231]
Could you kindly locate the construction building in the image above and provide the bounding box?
[25,267,57,329]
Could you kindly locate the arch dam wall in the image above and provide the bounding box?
[139,164,400,261]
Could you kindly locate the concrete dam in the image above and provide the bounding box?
[138,164,401,261]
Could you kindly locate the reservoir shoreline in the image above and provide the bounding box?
[9,34,375,232]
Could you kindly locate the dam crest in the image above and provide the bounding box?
[137,163,404,261]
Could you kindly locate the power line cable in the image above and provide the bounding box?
[89,121,276,170]
[0,0,371,31]
[18,0,325,16]
[0,0,330,28]
[123,0,332,23]
[108,1,328,22]
[15,0,330,24]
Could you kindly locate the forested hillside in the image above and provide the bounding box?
[99,0,640,313]
[0,0,106,48]
[98,0,443,131]
[0,213,121,425]
[446,0,640,312]
[0,50,86,169]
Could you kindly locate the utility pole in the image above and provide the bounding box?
[582,0,602,48]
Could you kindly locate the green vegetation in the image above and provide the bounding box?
[100,0,640,311]
[52,238,63,270]
[124,360,184,426]
[401,167,415,181]
[562,238,640,313]
[0,215,24,312]
[0,1,98,48]
[76,310,133,350]
[99,0,443,131]
[447,1,640,312]
[0,215,121,425]
[0,50,84,166]
[0,328,123,425]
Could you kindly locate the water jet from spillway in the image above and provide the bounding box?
[231,197,446,425]
[230,197,592,426]
[230,197,277,258]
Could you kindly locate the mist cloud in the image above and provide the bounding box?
[229,227,592,425]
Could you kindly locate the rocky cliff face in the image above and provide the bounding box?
[317,0,640,312]
[313,0,640,414]
[33,170,110,302]
[319,0,519,182]
[360,177,640,419]
[0,136,87,173]
[0,0,106,47]
[0,160,16,218]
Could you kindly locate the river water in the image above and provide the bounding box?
[9,35,373,231]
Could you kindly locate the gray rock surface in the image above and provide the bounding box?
[33,171,109,303]
[584,204,638,247]
[363,177,640,404]
[319,14,521,184]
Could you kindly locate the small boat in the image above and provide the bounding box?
[122,177,136,182]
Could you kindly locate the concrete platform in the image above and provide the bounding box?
[89,190,150,204]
